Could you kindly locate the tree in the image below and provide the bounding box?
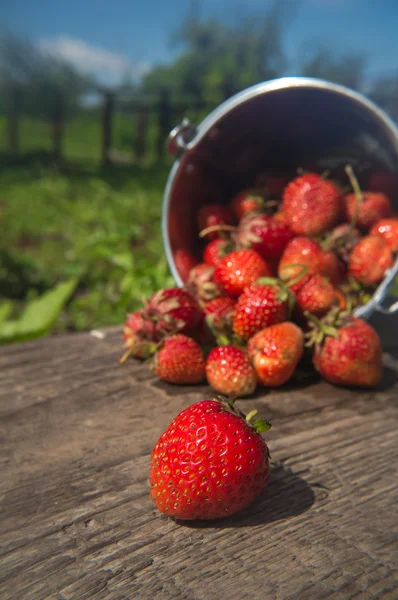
[369,74,398,121]
[300,44,366,91]
[0,33,93,118]
[142,0,296,104]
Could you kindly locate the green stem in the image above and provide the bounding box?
[345,164,363,231]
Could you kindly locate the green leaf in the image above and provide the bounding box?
[109,252,134,271]
[0,279,78,344]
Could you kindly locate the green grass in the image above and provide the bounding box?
[0,155,175,336]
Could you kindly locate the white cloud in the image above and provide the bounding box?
[38,35,151,83]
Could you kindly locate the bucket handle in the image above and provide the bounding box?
[167,118,197,156]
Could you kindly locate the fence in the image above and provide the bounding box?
[0,85,215,165]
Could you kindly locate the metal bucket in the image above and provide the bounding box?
[162,77,398,319]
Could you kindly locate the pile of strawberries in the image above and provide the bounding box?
[121,166,397,395]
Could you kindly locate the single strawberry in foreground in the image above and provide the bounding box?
[206,345,257,397]
[348,235,394,285]
[147,288,203,337]
[233,280,291,341]
[198,204,235,240]
[213,249,270,298]
[307,309,382,387]
[149,397,271,520]
[236,214,294,261]
[153,334,206,384]
[282,172,342,236]
[248,322,304,387]
[370,218,398,252]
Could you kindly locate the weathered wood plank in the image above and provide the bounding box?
[0,315,397,600]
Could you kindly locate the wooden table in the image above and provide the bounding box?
[1,313,397,600]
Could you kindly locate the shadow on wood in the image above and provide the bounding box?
[177,462,316,529]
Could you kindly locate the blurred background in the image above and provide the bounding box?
[0,0,397,343]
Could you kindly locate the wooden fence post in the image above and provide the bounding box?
[135,103,149,161]
[101,92,114,166]
[6,84,19,156]
[156,89,171,161]
[52,88,65,160]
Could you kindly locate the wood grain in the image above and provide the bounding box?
[0,313,397,600]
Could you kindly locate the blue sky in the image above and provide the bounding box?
[1,0,397,87]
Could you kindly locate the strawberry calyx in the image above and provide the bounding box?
[304,306,354,347]
[217,395,272,434]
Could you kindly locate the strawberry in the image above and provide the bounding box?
[213,249,270,299]
[278,237,325,281]
[153,334,206,384]
[149,397,271,520]
[230,189,264,220]
[247,322,304,387]
[186,263,222,304]
[370,218,398,252]
[120,311,160,363]
[320,251,345,286]
[203,237,234,267]
[307,309,382,387]
[294,273,338,317]
[203,296,236,337]
[147,288,203,337]
[282,173,342,236]
[206,346,257,397]
[173,248,198,282]
[233,280,291,341]
[348,235,394,285]
[344,191,392,230]
[198,204,235,240]
[236,214,294,261]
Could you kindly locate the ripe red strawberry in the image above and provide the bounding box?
[282,173,342,236]
[370,218,398,252]
[120,311,160,363]
[203,237,234,267]
[149,397,271,520]
[320,251,345,286]
[154,334,206,384]
[206,345,257,397]
[278,237,325,281]
[230,189,264,220]
[344,191,392,230]
[247,322,304,387]
[233,281,291,341]
[213,249,270,299]
[147,288,203,336]
[203,296,236,336]
[294,273,338,317]
[348,235,394,285]
[237,214,294,261]
[198,204,235,240]
[308,310,382,387]
[186,263,222,304]
[173,248,198,282]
